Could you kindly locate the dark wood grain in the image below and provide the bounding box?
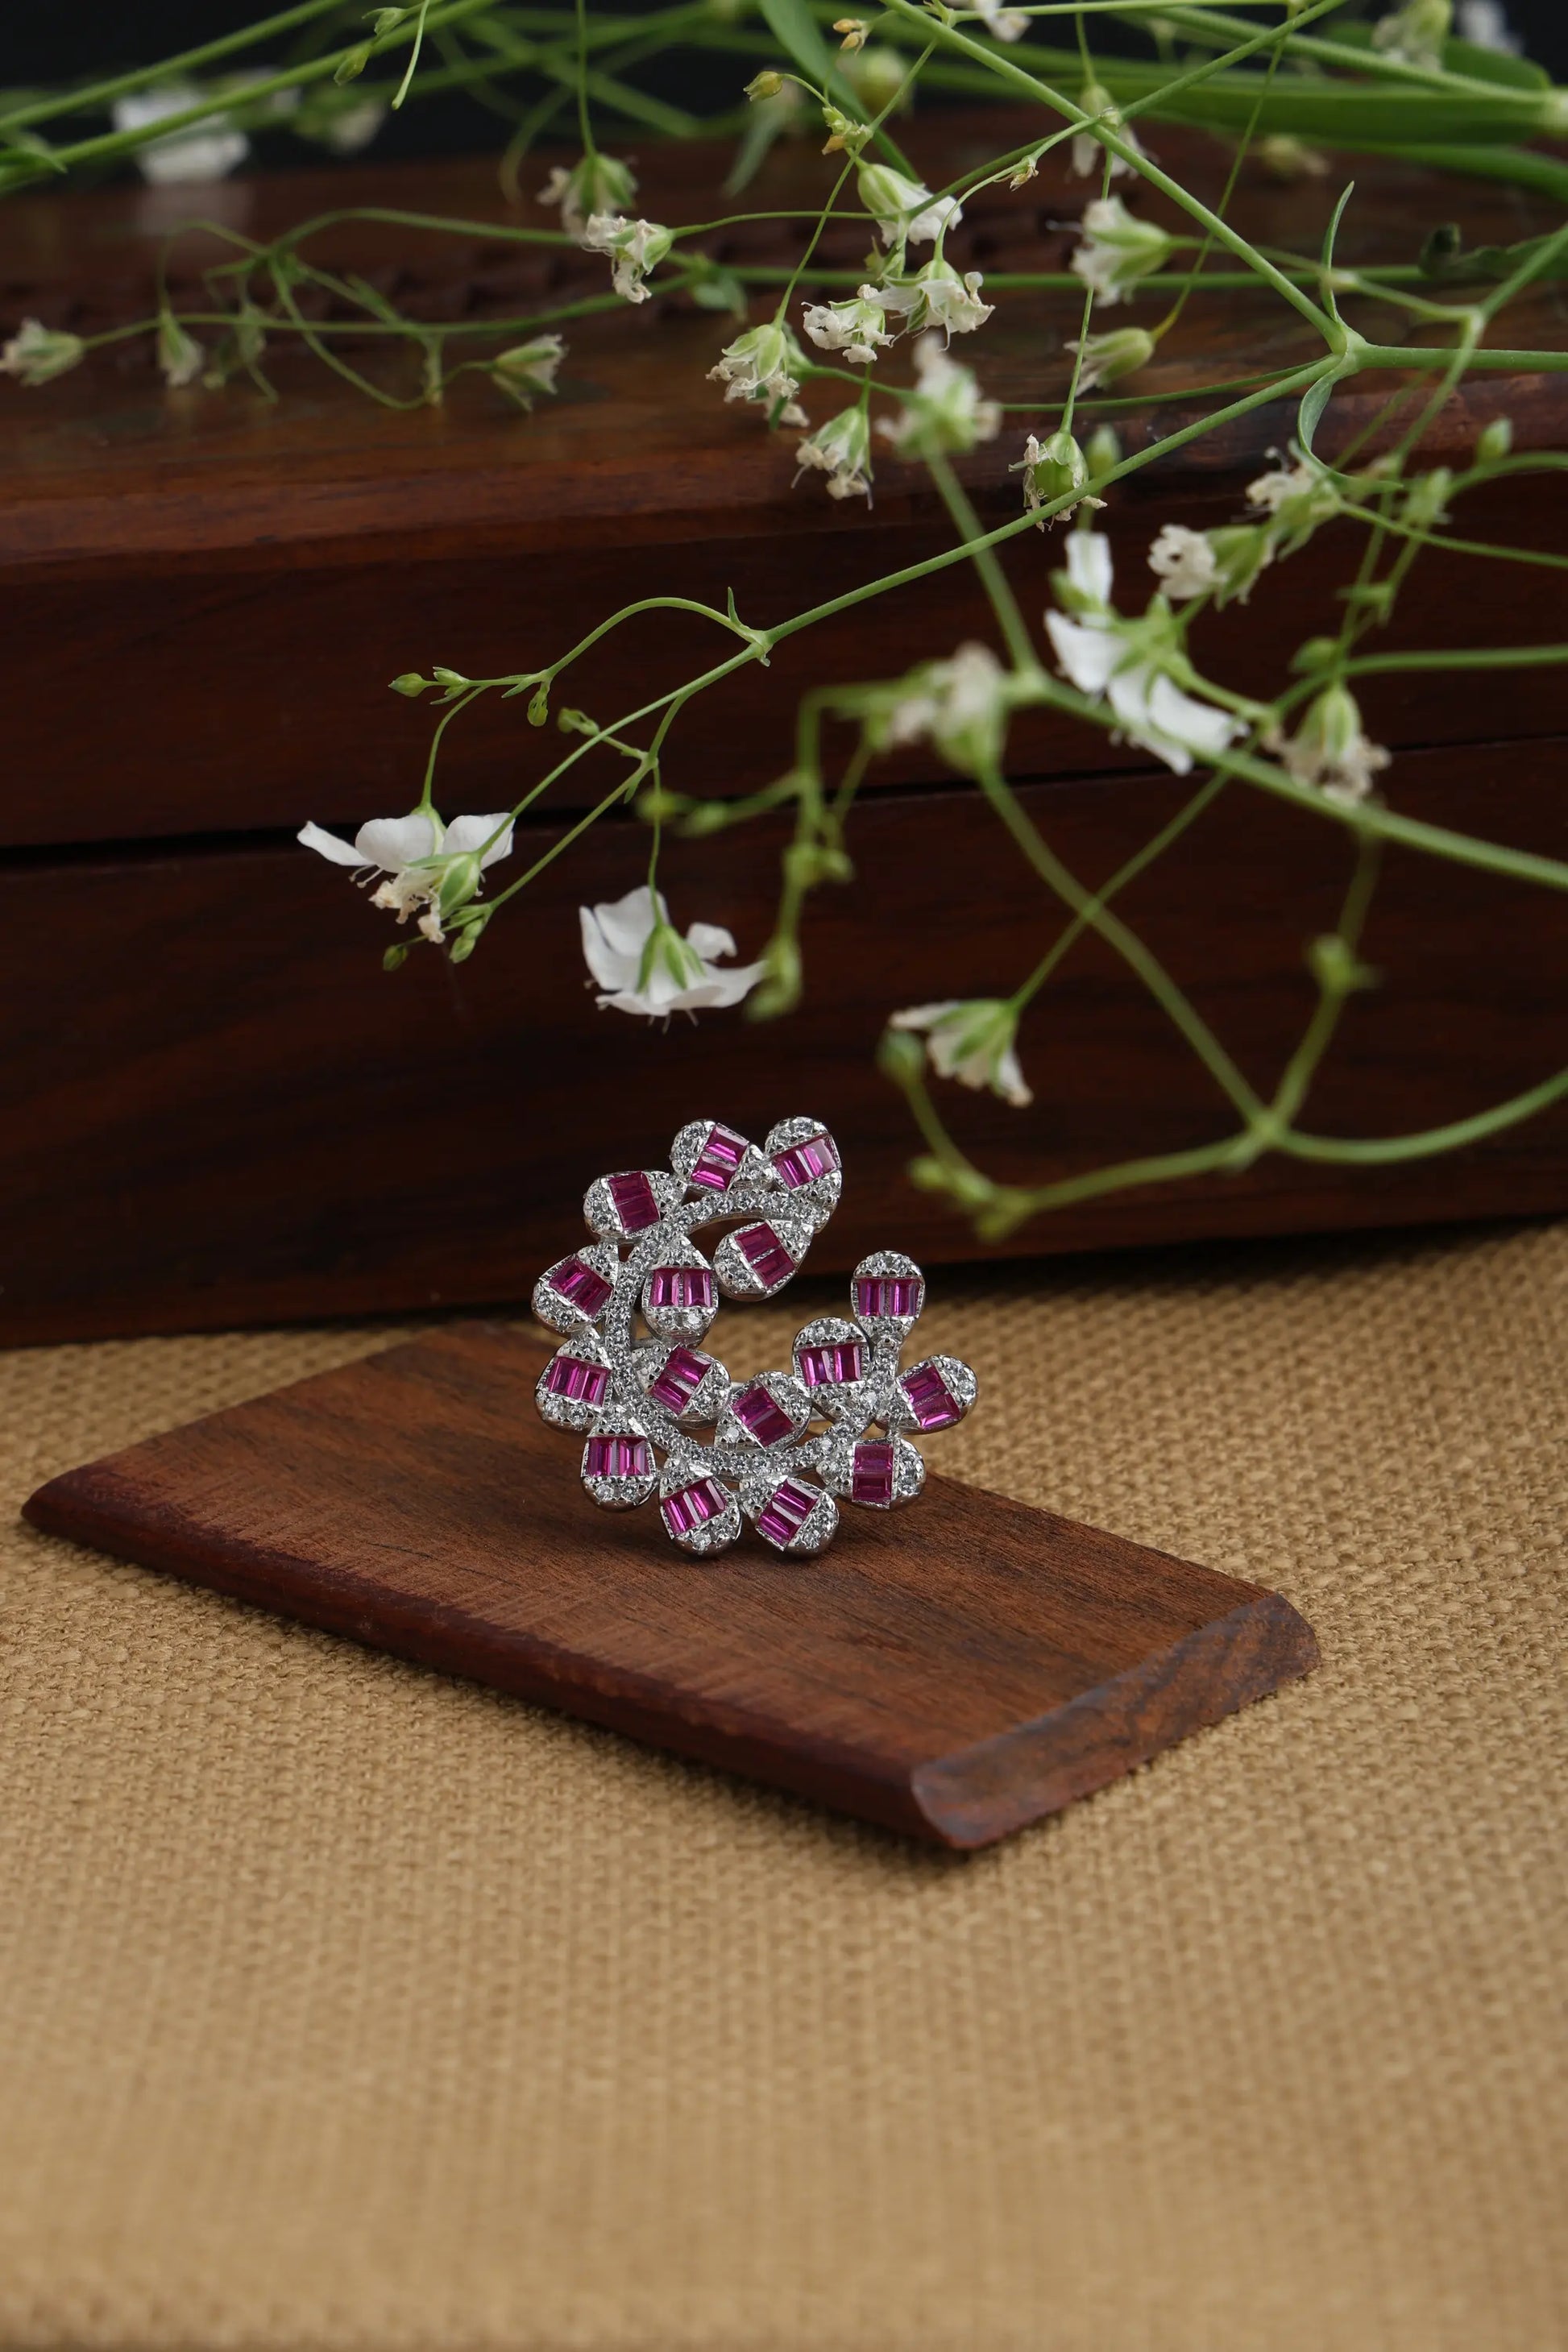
[2,740,1562,1342]
[0,122,1563,1338]
[23,1321,1319,1846]
[0,122,1563,844]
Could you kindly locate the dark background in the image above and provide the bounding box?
[8,2,1566,171]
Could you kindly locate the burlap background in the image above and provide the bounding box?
[2,1222,1563,2352]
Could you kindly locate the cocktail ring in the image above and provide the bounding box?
[532,1117,977,1556]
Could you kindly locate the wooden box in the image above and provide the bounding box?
[1,115,1563,1342]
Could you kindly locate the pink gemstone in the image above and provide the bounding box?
[756,1478,819,1548]
[798,1339,864,1389]
[649,1344,708,1413]
[731,1382,794,1447]
[584,1434,652,1481]
[736,1224,794,1289]
[688,1123,748,1190]
[662,1477,730,1539]
[647,1266,715,1310]
[544,1354,608,1406]
[852,1440,895,1507]
[607,1171,661,1233]
[855,1274,923,1320]
[773,1132,840,1190]
[554,1256,613,1316]
[901,1362,961,1430]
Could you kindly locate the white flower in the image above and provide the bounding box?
[1071,195,1174,307]
[490,334,565,407]
[581,214,673,304]
[299,810,514,944]
[1147,523,1218,601]
[1371,0,1451,69]
[1,317,85,386]
[878,333,1001,458]
[538,152,637,239]
[881,260,993,342]
[1246,454,1341,554]
[113,84,249,185]
[707,321,799,408]
[890,999,1032,1105]
[971,0,1029,39]
[1045,532,1242,776]
[580,886,767,1019]
[857,163,962,249]
[1456,0,1520,52]
[1070,81,1143,180]
[1065,326,1155,389]
[796,405,873,500]
[156,313,204,388]
[1271,685,1391,807]
[802,285,901,365]
[861,642,1013,778]
[1150,520,1272,607]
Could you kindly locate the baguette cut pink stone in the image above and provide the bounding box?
[544,1354,609,1407]
[756,1478,819,1547]
[553,1256,614,1316]
[647,1266,715,1309]
[607,1171,662,1233]
[688,1123,748,1190]
[851,1440,895,1507]
[772,1132,840,1189]
[731,1382,795,1447]
[736,1224,794,1288]
[855,1273,923,1319]
[583,1434,652,1479]
[649,1344,708,1413]
[661,1477,730,1539]
[900,1361,962,1429]
[798,1339,864,1389]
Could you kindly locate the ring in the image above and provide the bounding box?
[533,1117,977,1556]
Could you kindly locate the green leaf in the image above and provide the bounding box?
[1442,37,1548,93]
[1418,225,1568,284]
[758,0,836,89]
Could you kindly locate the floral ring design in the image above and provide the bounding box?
[532,1117,977,1556]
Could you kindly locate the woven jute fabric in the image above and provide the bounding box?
[2,1223,1563,2352]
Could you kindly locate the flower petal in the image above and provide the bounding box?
[1147,673,1242,761]
[1045,612,1119,697]
[684,957,767,1010]
[587,884,666,961]
[1064,530,1114,608]
[444,812,515,865]
[297,820,367,868]
[580,904,638,992]
[355,813,439,871]
[684,921,738,963]
[889,1001,961,1033]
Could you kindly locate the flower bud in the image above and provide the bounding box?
[389,672,429,698]
[334,42,372,84]
[745,69,784,101]
[1066,328,1155,391]
[0,318,85,387]
[1476,414,1512,463]
[383,943,410,972]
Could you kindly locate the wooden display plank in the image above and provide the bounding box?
[24,1323,1318,1847]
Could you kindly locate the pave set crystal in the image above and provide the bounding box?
[533,1117,977,1557]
